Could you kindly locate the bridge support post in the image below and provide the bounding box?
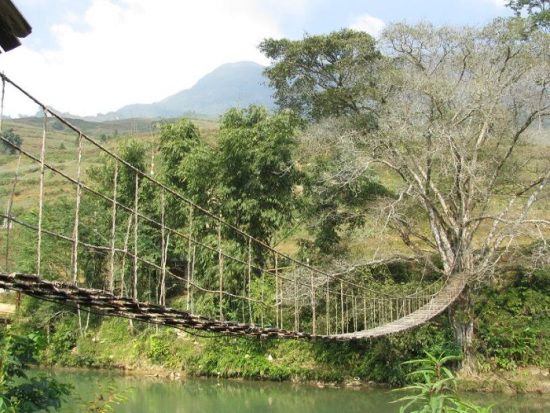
[36,109,47,276]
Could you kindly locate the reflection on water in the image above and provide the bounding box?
[44,369,550,413]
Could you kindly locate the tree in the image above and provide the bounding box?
[0,129,22,155]
[261,30,389,255]
[317,20,549,370]
[507,0,550,31]
[155,108,301,316]
[298,119,388,255]
[0,333,71,412]
[160,108,301,248]
[214,106,301,246]
[260,29,382,126]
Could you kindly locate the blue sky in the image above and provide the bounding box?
[1,0,512,116]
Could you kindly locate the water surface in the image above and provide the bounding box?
[46,369,550,413]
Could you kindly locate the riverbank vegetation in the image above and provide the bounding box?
[1,262,547,391]
[1,3,549,400]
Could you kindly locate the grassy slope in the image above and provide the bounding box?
[0,116,218,210]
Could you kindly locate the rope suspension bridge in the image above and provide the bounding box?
[0,73,467,341]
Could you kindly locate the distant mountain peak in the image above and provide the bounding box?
[93,61,274,121]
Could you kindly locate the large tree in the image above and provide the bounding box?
[312,20,549,369]
[260,29,382,126]
[261,30,389,255]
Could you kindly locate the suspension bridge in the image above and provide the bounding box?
[0,72,468,341]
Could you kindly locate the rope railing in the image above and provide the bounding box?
[0,71,457,338]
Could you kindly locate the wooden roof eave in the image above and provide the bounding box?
[0,0,32,53]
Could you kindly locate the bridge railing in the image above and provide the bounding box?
[0,72,445,337]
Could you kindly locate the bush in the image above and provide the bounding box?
[0,332,71,412]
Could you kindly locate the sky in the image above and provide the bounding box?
[0,0,512,117]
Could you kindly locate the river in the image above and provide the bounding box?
[45,370,550,412]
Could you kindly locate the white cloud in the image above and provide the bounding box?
[349,13,386,38]
[0,0,295,117]
[489,0,507,7]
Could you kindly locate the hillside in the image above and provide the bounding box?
[0,116,218,209]
[95,61,274,120]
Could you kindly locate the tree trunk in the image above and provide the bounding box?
[450,286,476,374]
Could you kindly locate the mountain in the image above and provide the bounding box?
[96,61,274,121]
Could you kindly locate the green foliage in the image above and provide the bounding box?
[0,332,71,412]
[147,331,176,364]
[394,352,492,413]
[298,129,389,254]
[507,0,550,31]
[215,106,301,244]
[475,268,550,370]
[8,265,550,387]
[0,129,22,155]
[260,29,382,125]
[155,107,301,317]
[158,118,201,190]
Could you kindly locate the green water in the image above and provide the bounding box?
[42,370,550,413]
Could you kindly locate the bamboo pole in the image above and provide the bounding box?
[310,271,316,335]
[294,270,299,332]
[186,205,194,311]
[160,190,166,305]
[36,109,47,276]
[217,219,224,320]
[133,173,139,300]
[71,133,83,285]
[247,237,253,324]
[363,295,367,330]
[326,277,330,335]
[340,281,344,333]
[109,162,118,292]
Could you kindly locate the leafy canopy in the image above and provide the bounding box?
[260,29,382,125]
[507,0,550,31]
[160,107,302,247]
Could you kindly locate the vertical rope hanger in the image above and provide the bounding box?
[160,189,167,306]
[133,173,139,299]
[275,253,279,329]
[340,280,344,333]
[310,271,316,335]
[325,276,330,335]
[353,293,358,332]
[186,204,193,311]
[294,270,299,332]
[120,208,133,297]
[36,109,47,276]
[109,162,118,292]
[71,133,83,285]
[247,236,253,324]
[217,218,224,320]
[190,244,196,313]
[363,295,367,330]
[334,294,339,334]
